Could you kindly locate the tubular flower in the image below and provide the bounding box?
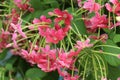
[37,45,57,72]
[49,8,73,25]
[11,23,27,38]
[0,29,10,53]
[85,12,108,32]
[105,0,120,16]
[75,39,93,52]
[83,0,101,12]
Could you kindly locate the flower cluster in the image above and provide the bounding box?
[1,0,120,80]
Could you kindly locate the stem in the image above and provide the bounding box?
[29,34,39,53]
[75,8,83,14]
[96,54,107,77]
[94,45,120,50]
[92,54,98,80]
[108,12,111,28]
[94,54,104,78]
[97,27,100,39]
[60,40,66,51]
[71,0,74,12]
[91,50,118,57]
[67,32,74,50]
[83,57,89,80]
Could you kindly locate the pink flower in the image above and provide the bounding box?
[21,49,39,65]
[105,3,112,12]
[0,29,10,52]
[85,12,108,32]
[75,39,93,51]
[57,51,74,68]
[33,15,51,24]
[14,0,34,12]
[77,0,82,7]
[11,23,27,38]
[89,34,108,43]
[49,8,73,25]
[21,49,29,59]
[101,77,107,80]
[105,0,120,16]
[12,32,18,48]
[46,29,65,44]
[83,0,101,12]
[90,12,108,29]
[110,0,118,4]
[117,77,120,80]
[57,68,79,80]
[37,45,57,72]
[14,0,21,3]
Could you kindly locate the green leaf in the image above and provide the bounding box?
[50,1,59,8]
[103,39,120,66]
[43,0,56,4]
[42,8,54,17]
[25,68,47,79]
[113,34,120,43]
[0,49,8,60]
[23,10,42,21]
[108,65,120,80]
[30,0,42,10]
[72,16,87,35]
[0,20,2,29]
[0,67,6,79]
[5,63,13,70]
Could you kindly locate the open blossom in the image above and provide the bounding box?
[11,23,27,38]
[83,0,101,12]
[21,49,39,65]
[77,0,82,7]
[12,32,18,48]
[105,0,120,16]
[57,68,79,80]
[75,39,93,51]
[49,8,73,25]
[57,51,74,68]
[39,27,66,44]
[14,0,34,12]
[45,28,66,44]
[89,34,108,43]
[90,12,108,29]
[85,12,108,32]
[37,45,57,72]
[33,15,51,25]
[0,29,10,53]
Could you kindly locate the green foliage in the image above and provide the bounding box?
[25,68,47,80]
[103,39,120,66]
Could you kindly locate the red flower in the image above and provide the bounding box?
[37,45,57,72]
[105,0,120,16]
[11,23,27,38]
[33,15,51,25]
[57,50,74,68]
[83,0,101,12]
[45,28,65,44]
[21,49,38,65]
[85,12,108,32]
[75,39,93,52]
[0,29,10,53]
[49,8,73,25]
[57,68,79,80]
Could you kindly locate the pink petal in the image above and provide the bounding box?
[105,3,112,12]
[110,0,118,4]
